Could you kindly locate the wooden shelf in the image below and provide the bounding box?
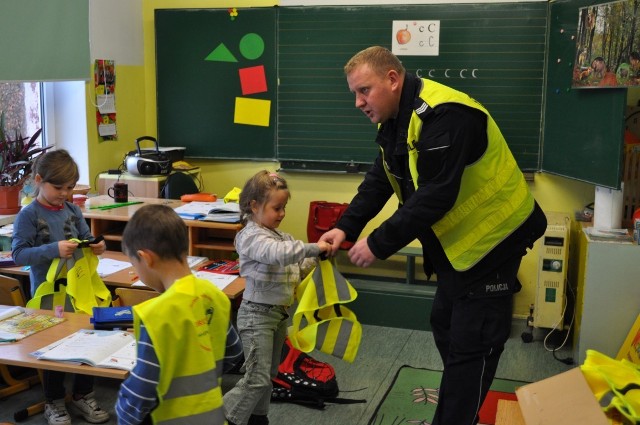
[83,196,240,258]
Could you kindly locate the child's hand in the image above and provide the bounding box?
[58,240,78,258]
[89,239,107,256]
[317,241,332,255]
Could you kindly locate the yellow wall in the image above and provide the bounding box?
[87,0,598,318]
[85,65,147,184]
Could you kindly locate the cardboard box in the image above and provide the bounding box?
[515,368,608,425]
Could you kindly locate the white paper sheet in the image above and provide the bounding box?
[97,258,132,277]
[193,270,236,290]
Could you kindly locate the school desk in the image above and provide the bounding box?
[0,251,245,301]
[101,251,245,300]
[0,307,128,380]
[0,306,129,420]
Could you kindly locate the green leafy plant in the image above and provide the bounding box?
[0,111,52,187]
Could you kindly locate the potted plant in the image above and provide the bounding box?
[0,111,53,214]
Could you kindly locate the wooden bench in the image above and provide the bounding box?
[396,246,423,284]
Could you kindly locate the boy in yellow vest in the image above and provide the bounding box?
[115,204,242,424]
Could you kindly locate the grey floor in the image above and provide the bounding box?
[0,320,573,425]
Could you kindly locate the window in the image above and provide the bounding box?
[0,82,43,145]
[0,81,90,186]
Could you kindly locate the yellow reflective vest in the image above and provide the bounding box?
[581,349,640,423]
[134,274,230,424]
[289,260,362,363]
[26,244,111,314]
[381,79,534,271]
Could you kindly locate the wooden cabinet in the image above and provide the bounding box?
[573,225,640,364]
[82,196,240,258]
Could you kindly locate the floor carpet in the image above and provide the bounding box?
[368,365,527,425]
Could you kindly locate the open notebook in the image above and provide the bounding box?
[31,329,136,371]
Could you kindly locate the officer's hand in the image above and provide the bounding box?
[348,238,376,268]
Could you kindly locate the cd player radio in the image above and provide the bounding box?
[124,136,172,176]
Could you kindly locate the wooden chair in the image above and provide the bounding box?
[113,287,159,306]
[0,274,27,307]
[0,274,40,399]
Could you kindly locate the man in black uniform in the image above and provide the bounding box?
[320,46,546,424]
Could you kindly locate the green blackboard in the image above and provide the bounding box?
[542,0,626,188]
[155,5,546,170]
[155,8,277,159]
[277,4,548,172]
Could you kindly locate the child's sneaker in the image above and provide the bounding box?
[71,392,110,424]
[44,399,71,425]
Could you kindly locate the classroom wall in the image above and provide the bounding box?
[86,0,597,318]
[86,0,146,184]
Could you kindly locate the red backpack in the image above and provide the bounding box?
[271,337,364,409]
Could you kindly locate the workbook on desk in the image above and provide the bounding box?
[31,329,137,371]
[0,307,65,343]
[174,201,240,222]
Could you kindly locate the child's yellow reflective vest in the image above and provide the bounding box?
[27,243,111,314]
[289,260,362,363]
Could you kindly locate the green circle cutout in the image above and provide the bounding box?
[239,33,264,60]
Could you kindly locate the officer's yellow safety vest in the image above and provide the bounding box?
[381,79,534,271]
[134,274,230,424]
[581,349,640,423]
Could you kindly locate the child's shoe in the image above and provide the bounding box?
[71,392,110,424]
[44,399,71,425]
[248,414,269,425]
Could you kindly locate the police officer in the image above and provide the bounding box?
[320,46,547,424]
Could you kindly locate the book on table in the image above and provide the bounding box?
[0,250,16,267]
[173,201,240,223]
[199,259,240,274]
[202,202,240,223]
[0,306,65,343]
[31,329,137,371]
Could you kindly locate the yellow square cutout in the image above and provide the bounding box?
[234,97,271,127]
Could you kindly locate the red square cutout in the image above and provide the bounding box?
[239,65,267,95]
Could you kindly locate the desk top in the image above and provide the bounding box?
[0,308,128,379]
[81,196,242,230]
[0,251,245,300]
[102,251,245,300]
[81,196,182,221]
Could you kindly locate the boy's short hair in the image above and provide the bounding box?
[122,204,188,262]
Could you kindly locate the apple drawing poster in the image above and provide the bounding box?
[392,20,440,56]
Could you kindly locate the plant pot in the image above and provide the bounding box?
[0,185,23,215]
